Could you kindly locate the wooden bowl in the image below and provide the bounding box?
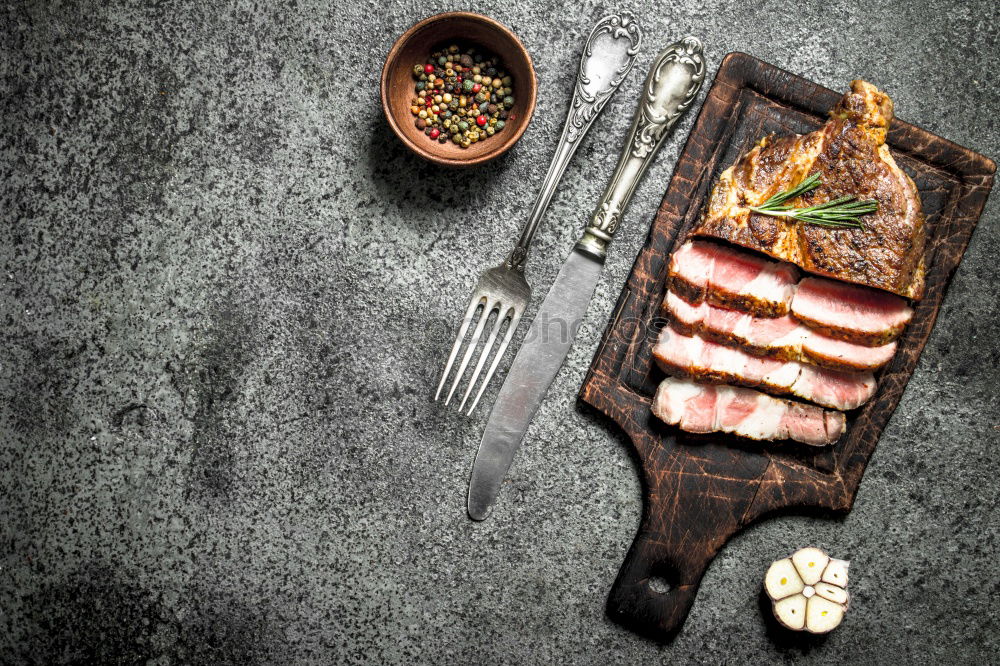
[380,12,537,167]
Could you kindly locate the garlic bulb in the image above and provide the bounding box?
[765,547,849,633]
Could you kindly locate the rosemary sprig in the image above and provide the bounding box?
[749,172,878,229]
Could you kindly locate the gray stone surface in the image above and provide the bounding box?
[2,0,998,663]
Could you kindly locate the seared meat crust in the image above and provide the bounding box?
[693,80,926,299]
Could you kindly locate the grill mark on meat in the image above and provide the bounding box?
[653,325,877,410]
[692,80,927,299]
[652,377,845,447]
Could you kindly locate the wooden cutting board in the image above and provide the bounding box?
[578,52,995,641]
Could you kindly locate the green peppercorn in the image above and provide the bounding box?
[503,96,514,108]
[502,76,512,86]
[463,79,474,92]
[496,120,505,130]
[458,120,469,131]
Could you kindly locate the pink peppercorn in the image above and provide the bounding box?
[476,115,487,127]
[429,128,440,139]
[424,64,435,74]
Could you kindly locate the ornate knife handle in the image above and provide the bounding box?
[505,13,642,271]
[575,37,705,262]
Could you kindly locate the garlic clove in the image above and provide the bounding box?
[814,581,849,605]
[774,594,807,631]
[821,558,850,587]
[765,557,805,600]
[791,547,830,585]
[805,595,845,633]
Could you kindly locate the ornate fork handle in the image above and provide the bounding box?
[504,13,642,271]
[575,37,705,262]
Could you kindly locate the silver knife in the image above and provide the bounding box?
[468,37,706,520]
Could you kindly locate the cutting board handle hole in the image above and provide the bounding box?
[647,576,672,595]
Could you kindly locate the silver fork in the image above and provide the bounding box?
[434,13,643,414]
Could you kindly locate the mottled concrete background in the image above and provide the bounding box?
[2,0,998,663]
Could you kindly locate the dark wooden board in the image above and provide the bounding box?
[579,52,995,641]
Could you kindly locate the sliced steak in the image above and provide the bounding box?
[653,326,877,410]
[652,377,845,446]
[668,239,799,317]
[663,289,898,371]
[800,332,897,371]
[692,80,926,299]
[791,277,913,346]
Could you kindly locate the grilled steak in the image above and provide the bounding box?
[692,80,926,299]
[791,277,913,346]
[668,240,913,345]
[799,330,897,371]
[668,239,798,317]
[663,290,898,372]
[653,325,877,410]
[652,377,845,446]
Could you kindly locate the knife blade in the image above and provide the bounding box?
[468,37,706,520]
[468,250,602,519]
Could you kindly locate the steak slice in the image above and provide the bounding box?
[652,377,845,446]
[800,332,897,371]
[692,80,926,299]
[663,289,898,371]
[668,239,799,317]
[653,325,877,410]
[791,277,913,346]
[667,240,912,347]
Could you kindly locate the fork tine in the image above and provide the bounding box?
[444,297,496,405]
[466,307,522,415]
[434,294,484,401]
[458,302,507,411]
